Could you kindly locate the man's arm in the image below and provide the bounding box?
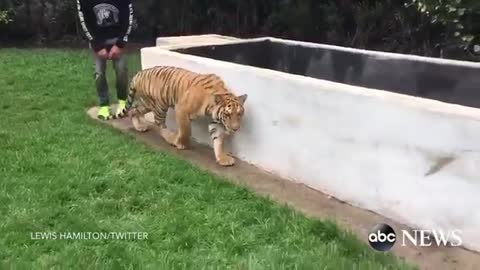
[116,0,134,49]
[76,0,103,52]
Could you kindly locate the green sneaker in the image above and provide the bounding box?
[114,99,128,118]
[97,106,112,120]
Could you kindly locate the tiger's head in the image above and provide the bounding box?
[213,93,248,134]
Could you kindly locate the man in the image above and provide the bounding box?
[76,0,134,120]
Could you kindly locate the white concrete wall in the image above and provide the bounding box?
[141,41,480,252]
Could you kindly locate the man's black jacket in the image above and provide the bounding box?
[76,0,133,52]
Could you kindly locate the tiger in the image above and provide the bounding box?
[111,65,248,167]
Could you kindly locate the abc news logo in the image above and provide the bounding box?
[368,224,463,252]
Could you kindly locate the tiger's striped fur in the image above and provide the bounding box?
[115,66,247,166]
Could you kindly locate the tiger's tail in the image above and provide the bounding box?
[126,83,136,111]
[109,81,136,120]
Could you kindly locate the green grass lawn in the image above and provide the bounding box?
[0,48,417,270]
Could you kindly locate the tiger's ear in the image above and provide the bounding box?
[214,94,224,104]
[237,94,248,105]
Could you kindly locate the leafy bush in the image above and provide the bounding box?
[0,10,12,25]
[406,0,479,56]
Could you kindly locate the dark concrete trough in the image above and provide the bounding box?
[174,37,480,109]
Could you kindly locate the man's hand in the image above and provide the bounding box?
[97,48,108,60]
[108,45,122,60]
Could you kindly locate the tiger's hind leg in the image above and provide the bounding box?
[131,105,151,132]
[170,106,192,150]
[153,106,178,147]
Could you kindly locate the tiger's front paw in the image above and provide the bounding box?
[172,137,188,150]
[217,154,235,167]
[174,142,187,150]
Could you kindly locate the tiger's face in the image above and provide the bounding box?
[214,93,248,134]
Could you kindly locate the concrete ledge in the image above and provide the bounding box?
[87,106,480,270]
[140,41,480,253]
[156,34,241,50]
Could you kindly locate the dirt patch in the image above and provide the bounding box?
[87,106,480,270]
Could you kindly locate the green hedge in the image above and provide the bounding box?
[0,0,478,61]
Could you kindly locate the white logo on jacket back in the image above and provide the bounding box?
[93,3,119,27]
